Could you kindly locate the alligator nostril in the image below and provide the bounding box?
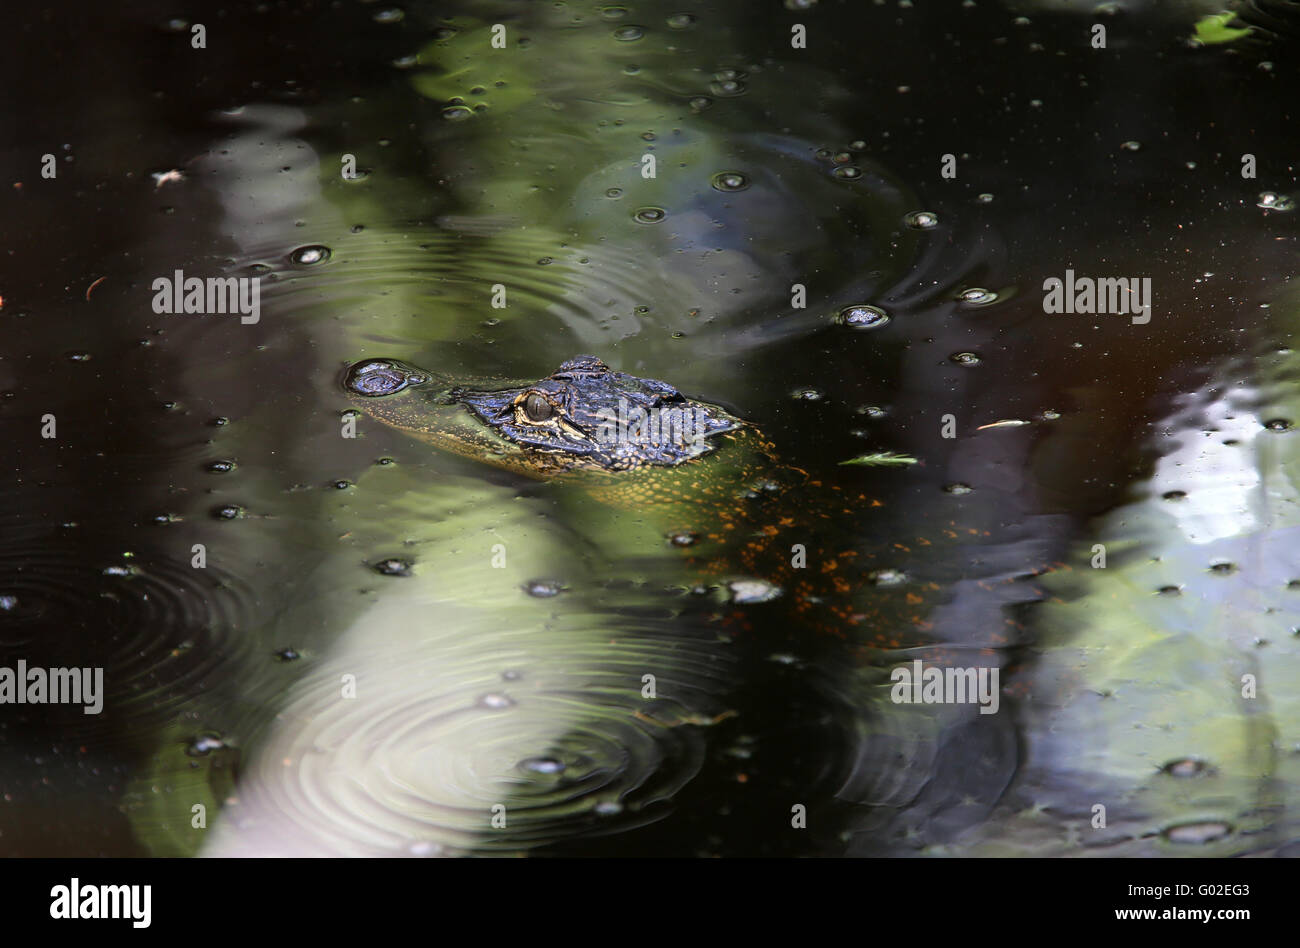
[346,360,417,396]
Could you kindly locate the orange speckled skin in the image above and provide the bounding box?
[564,425,1027,666]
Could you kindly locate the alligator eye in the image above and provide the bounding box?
[347,360,410,396]
[523,393,554,422]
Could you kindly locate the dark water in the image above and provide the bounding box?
[2,0,1299,856]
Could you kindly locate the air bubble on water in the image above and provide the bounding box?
[950,352,981,365]
[391,54,419,69]
[1208,561,1237,575]
[976,193,994,203]
[689,96,713,111]
[792,388,823,401]
[709,78,746,97]
[1162,758,1211,777]
[520,757,565,775]
[204,459,236,474]
[1161,490,1187,501]
[785,0,817,9]
[904,210,939,229]
[332,480,352,490]
[442,105,474,121]
[372,558,413,577]
[594,801,623,815]
[289,245,331,265]
[958,287,998,305]
[273,647,300,662]
[633,206,666,223]
[212,504,245,520]
[728,579,782,604]
[669,532,698,547]
[1156,585,1182,597]
[1163,822,1230,845]
[478,693,515,710]
[833,166,862,180]
[1263,418,1292,431]
[1257,192,1293,210]
[1039,409,1061,420]
[1120,140,1141,151]
[710,171,750,192]
[600,5,628,18]
[186,733,226,757]
[524,579,564,597]
[868,569,907,587]
[944,483,973,495]
[613,25,644,40]
[838,304,890,330]
[667,13,696,28]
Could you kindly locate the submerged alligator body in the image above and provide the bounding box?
[344,354,992,653]
[345,354,810,598]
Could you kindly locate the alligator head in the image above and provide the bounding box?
[343,355,745,478]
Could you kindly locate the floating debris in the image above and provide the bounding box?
[839,452,919,467]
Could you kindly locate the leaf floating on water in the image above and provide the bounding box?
[838,451,919,467]
[976,419,1032,430]
[1192,12,1251,45]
